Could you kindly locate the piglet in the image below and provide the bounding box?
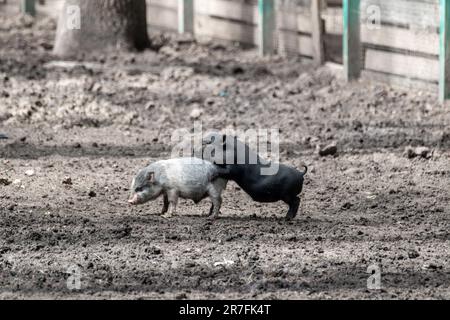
[202,133,308,221]
[129,158,227,218]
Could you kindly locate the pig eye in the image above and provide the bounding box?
[135,187,143,193]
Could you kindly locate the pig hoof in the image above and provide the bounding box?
[285,215,295,221]
[162,214,173,219]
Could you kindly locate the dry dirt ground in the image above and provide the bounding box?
[0,14,449,300]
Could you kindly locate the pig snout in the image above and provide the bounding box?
[128,194,140,205]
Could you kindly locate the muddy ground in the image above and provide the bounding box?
[0,14,449,300]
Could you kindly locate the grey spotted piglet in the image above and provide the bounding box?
[129,158,227,218]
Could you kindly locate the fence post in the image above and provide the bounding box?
[178,0,194,34]
[258,0,275,56]
[21,0,36,16]
[440,0,450,102]
[343,0,361,81]
[311,0,325,66]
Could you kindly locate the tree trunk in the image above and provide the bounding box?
[54,0,150,58]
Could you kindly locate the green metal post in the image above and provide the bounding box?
[178,0,194,34]
[258,0,275,56]
[343,0,361,81]
[21,0,36,16]
[440,0,450,102]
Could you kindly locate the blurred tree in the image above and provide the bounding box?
[53,0,150,58]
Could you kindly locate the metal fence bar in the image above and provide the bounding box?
[343,0,361,81]
[258,0,275,56]
[21,0,36,16]
[440,0,450,102]
[178,0,194,34]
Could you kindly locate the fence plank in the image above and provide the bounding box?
[361,0,439,29]
[147,4,178,31]
[195,0,258,24]
[362,70,438,92]
[195,15,257,45]
[148,0,178,9]
[311,0,325,65]
[365,49,439,82]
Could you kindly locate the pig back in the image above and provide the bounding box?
[150,158,218,196]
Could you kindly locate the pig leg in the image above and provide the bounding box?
[163,190,178,218]
[285,197,300,221]
[208,204,214,216]
[160,194,169,215]
[209,196,222,219]
[207,185,222,219]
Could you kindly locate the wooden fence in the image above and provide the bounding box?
[1,0,450,102]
